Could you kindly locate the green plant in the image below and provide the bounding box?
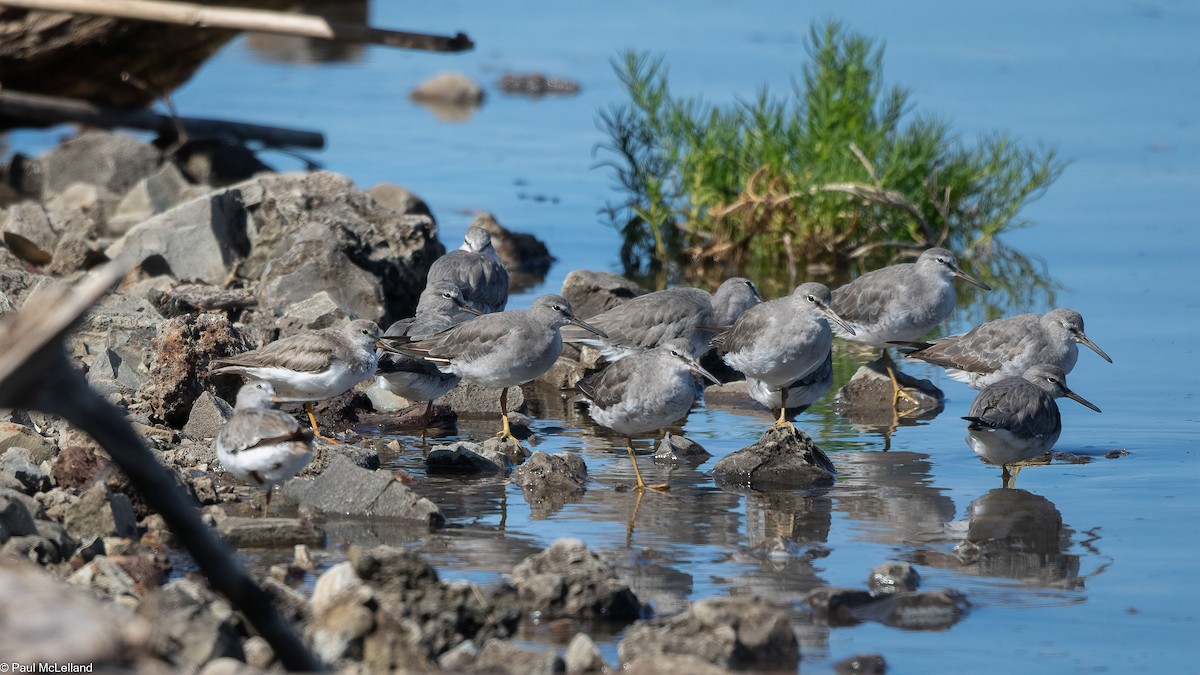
[597,21,1064,313]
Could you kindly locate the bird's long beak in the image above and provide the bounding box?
[818,301,856,336]
[567,314,608,339]
[950,263,992,291]
[686,358,722,385]
[1075,332,1112,363]
[1063,386,1102,413]
[453,297,484,316]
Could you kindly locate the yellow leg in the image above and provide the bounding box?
[625,488,645,547]
[261,488,271,519]
[627,439,669,492]
[770,387,796,430]
[306,402,340,444]
[1001,464,1023,489]
[881,351,922,410]
[495,388,520,445]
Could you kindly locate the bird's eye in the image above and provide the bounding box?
[1047,376,1059,384]
[936,257,948,265]
[806,295,816,303]
[553,305,563,311]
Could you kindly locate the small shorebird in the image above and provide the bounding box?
[963,364,1101,487]
[829,248,991,408]
[216,381,314,517]
[562,277,762,360]
[743,350,834,420]
[716,282,853,428]
[426,225,510,315]
[382,294,606,444]
[896,308,1111,389]
[210,319,381,442]
[576,338,721,492]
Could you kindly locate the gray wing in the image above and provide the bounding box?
[428,251,510,313]
[830,264,912,326]
[965,379,1060,439]
[217,409,312,455]
[714,299,780,355]
[211,331,336,374]
[386,312,521,364]
[576,355,641,409]
[564,289,711,348]
[904,314,1039,372]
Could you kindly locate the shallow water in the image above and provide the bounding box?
[7,0,1199,672]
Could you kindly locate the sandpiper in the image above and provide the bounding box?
[426,225,510,315]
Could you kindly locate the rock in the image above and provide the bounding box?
[850,589,970,630]
[258,575,311,624]
[869,562,921,594]
[618,596,799,670]
[40,131,162,198]
[107,161,193,234]
[147,283,256,318]
[511,452,586,518]
[348,545,441,597]
[653,433,710,465]
[834,653,888,675]
[560,269,646,319]
[182,391,235,440]
[531,355,588,391]
[68,554,163,606]
[301,439,381,475]
[508,538,641,621]
[564,632,607,674]
[308,566,375,664]
[623,654,729,675]
[473,638,565,675]
[45,181,116,221]
[198,657,268,675]
[63,483,139,540]
[481,435,532,465]
[469,211,555,276]
[426,441,513,475]
[498,72,582,96]
[833,360,944,419]
[242,635,275,670]
[215,516,325,548]
[85,346,150,397]
[367,183,432,219]
[283,455,444,526]
[147,312,253,428]
[0,447,52,494]
[443,380,525,416]
[44,214,107,275]
[0,421,57,462]
[410,71,485,106]
[0,555,156,666]
[0,487,39,541]
[2,534,63,564]
[711,425,836,489]
[104,188,249,284]
[278,290,354,332]
[2,201,57,264]
[239,171,443,325]
[140,577,245,669]
[438,639,479,670]
[804,588,876,625]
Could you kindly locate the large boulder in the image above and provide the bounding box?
[38,131,162,199]
[507,538,641,622]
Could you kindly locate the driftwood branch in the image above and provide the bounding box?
[0,0,473,52]
[0,260,324,673]
[0,89,325,149]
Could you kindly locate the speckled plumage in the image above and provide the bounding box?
[963,364,1101,470]
[900,308,1111,389]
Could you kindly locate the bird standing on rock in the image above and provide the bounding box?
[209,319,382,443]
[381,294,606,444]
[829,247,991,409]
[576,338,721,492]
[216,381,314,518]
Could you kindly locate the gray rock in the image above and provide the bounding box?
[2,201,57,264]
[618,596,799,670]
[258,575,311,624]
[40,131,162,198]
[833,360,944,420]
[509,538,641,621]
[63,483,139,540]
[0,487,39,541]
[85,346,150,397]
[498,73,582,96]
[44,182,117,222]
[0,554,154,665]
[512,452,586,518]
[560,269,646,319]
[0,422,57,462]
[215,516,325,548]
[564,633,607,674]
[469,211,555,276]
[623,654,729,675]
[869,561,921,594]
[850,589,970,630]
[834,653,888,675]
[104,188,248,284]
[182,391,235,440]
[410,72,485,106]
[472,638,565,675]
[530,355,588,391]
[44,209,106,275]
[438,639,479,670]
[284,455,444,526]
[242,635,275,670]
[278,290,354,333]
[443,380,525,416]
[711,425,836,489]
[2,534,62,564]
[427,441,514,475]
[140,578,245,669]
[107,161,193,234]
[653,433,710,465]
[239,171,443,324]
[301,440,381,475]
[256,242,384,325]
[147,283,256,318]
[804,587,876,624]
[198,657,269,675]
[366,183,432,219]
[68,554,162,606]
[1,447,52,494]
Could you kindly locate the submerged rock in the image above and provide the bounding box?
[805,586,969,630]
[834,653,889,675]
[869,561,921,594]
[834,360,944,420]
[508,538,641,622]
[618,595,799,670]
[283,455,443,526]
[653,432,710,465]
[426,441,513,475]
[511,452,587,518]
[711,425,836,489]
